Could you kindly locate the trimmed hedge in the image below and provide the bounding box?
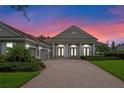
[0,55,7,62]
[105,52,124,60]
[88,56,120,61]
[0,61,46,72]
[0,46,46,72]
[0,54,46,72]
[80,56,87,60]
[80,55,120,61]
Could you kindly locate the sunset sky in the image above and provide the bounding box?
[0,5,124,44]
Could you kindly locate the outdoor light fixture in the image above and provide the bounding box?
[25,44,30,49]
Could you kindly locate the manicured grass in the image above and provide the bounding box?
[91,60,124,81]
[0,72,40,88]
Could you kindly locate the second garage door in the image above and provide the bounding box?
[40,49,49,60]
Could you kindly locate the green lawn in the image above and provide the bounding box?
[91,60,124,81]
[0,72,40,88]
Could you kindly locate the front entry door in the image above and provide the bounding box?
[70,48,77,57]
[58,47,64,57]
[83,47,90,56]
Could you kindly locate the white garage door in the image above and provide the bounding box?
[40,49,49,60]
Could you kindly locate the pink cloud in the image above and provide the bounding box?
[5,18,124,44]
[84,22,124,43]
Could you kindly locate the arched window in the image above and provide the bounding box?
[70,44,77,56]
[82,44,90,56]
[82,44,90,47]
[70,44,77,48]
[57,44,65,47]
[57,44,65,57]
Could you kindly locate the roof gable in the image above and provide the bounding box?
[0,22,50,46]
[0,22,23,38]
[0,22,39,41]
[53,25,97,40]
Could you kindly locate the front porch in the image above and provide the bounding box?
[52,43,96,58]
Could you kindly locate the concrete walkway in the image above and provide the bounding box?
[22,59,124,88]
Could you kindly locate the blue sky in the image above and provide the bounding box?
[0,5,124,43]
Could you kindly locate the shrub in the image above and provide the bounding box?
[96,44,110,55]
[88,56,120,61]
[31,57,46,69]
[80,55,120,61]
[87,56,105,61]
[6,46,32,62]
[105,52,124,60]
[0,45,46,72]
[0,55,7,62]
[80,56,87,60]
[0,61,46,72]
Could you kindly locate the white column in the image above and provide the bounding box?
[79,43,82,56]
[93,43,96,56]
[52,43,55,58]
[35,47,38,58]
[38,47,42,59]
[39,49,40,59]
[48,49,50,59]
[1,42,6,54]
[65,44,68,58]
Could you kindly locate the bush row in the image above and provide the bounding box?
[80,55,121,61]
[0,61,46,72]
[105,52,124,60]
[0,46,46,72]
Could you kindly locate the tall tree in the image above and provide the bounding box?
[96,45,110,55]
[111,41,116,50]
[37,35,46,40]
[37,35,51,40]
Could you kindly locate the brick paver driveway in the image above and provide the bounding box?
[22,59,124,88]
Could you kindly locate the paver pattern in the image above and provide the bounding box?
[22,59,124,88]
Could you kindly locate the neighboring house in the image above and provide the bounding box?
[47,25,98,58]
[0,22,51,60]
[117,44,124,50]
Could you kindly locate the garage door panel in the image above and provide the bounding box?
[40,49,49,60]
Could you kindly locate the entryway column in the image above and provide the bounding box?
[48,49,50,59]
[1,42,6,54]
[92,43,96,56]
[52,43,55,58]
[65,44,69,58]
[79,43,82,56]
[38,46,42,59]
[35,48,38,58]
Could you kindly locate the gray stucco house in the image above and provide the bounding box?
[47,25,97,58]
[0,22,50,60]
[0,22,98,59]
